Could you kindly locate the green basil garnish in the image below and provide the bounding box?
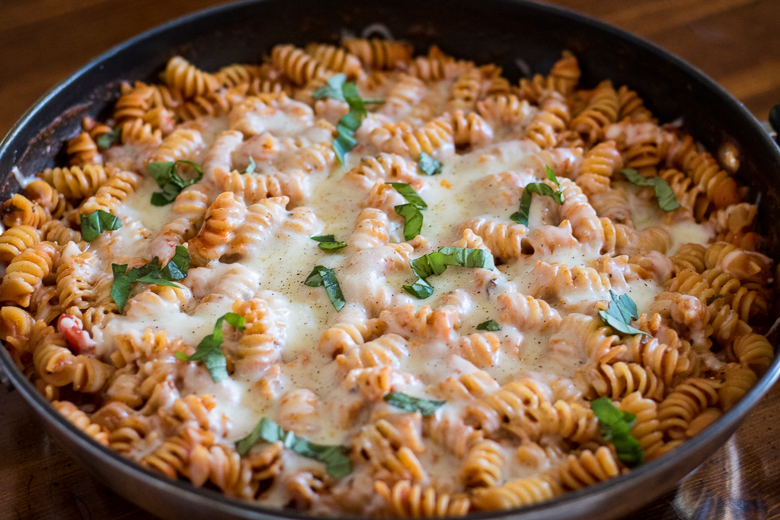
[510,166,564,226]
[80,209,122,242]
[235,417,352,477]
[384,393,445,416]
[394,204,424,241]
[312,74,385,164]
[620,168,681,212]
[160,245,191,281]
[403,247,495,299]
[591,397,644,467]
[598,290,648,336]
[312,75,348,101]
[96,127,122,150]
[242,157,256,175]
[148,160,204,206]
[386,182,427,210]
[402,277,434,299]
[311,235,348,251]
[174,312,245,383]
[110,247,191,312]
[305,265,346,311]
[386,182,427,241]
[476,319,501,331]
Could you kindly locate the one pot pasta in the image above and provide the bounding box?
[0,38,774,517]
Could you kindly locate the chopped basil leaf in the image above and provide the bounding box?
[544,164,561,188]
[620,169,681,212]
[80,210,122,242]
[385,182,427,209]
[310,73,383,106]
[418,153,443,176]
[409,253,448,279]
[242,157,256,175]
[313,74,380,164]
[312,74,347,102]
[147,161,178,186]
[437,247,496,271]
[109,264,132,313]
[598,290,648,336]
[134,273,179,286]
[319,448,354,478]
[111,261,181,312]
[404,247,495,299]
[334,125,359,164]
[653,178,681,211]
[510,166,564,226]
[96,127,122,150]
[476,319,501,331]
[591,397,644,467]
[312,234,336,242]
[592,397,636,432]
[386,182,427,241]
[148,160,204,206]
[236,417,284,455]
[311,235,348,251]
[402,277,434,299]
[384,392,445,416]
[110,253,191,312]
[320,242,346,253]
[620,168,657,188]
[338,111,363,133]
[150,190,177,207]
[160,246,191,281]
[706,294,726,305]
[235,417,352,477]
[410,247,495,279]
[174,312,245,383]
[394,203,424,241]
[305,266,346,311]
[342,82,367,119]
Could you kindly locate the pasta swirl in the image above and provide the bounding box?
[0,37,774,518]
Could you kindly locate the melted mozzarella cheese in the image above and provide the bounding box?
[87,87,716,498]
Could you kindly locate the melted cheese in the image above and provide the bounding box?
[80,80,718,508]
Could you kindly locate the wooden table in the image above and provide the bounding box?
[1,1,779,519]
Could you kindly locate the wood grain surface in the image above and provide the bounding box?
[0,1,779,519]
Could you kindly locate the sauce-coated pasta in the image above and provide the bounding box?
[0,38,774,516]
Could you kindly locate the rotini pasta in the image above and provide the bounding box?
[0,36,774,519]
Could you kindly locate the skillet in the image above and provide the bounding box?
[1,0,779,518]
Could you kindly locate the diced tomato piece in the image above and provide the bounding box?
[57,314,97,355]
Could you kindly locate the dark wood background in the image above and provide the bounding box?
[1,0,779,518]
